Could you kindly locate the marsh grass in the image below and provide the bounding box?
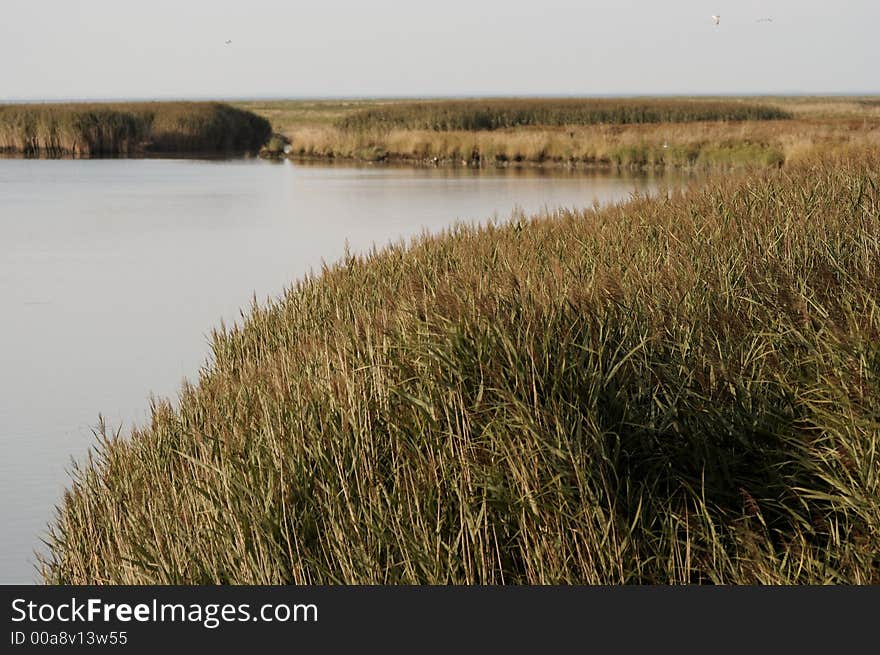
[41,148,880,584]
[281,120,877,170]
[337,98,792,131]
[0,102,271,156]
[243,98,878,170]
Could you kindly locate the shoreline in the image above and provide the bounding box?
[271,151,778,171]
[241,97,880,171]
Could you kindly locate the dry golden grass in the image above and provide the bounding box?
[234,96,880,169]
[279,118,878,169]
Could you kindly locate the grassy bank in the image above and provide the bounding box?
[0,102,271,156]
[239,97,880,169]
[43,149,880,584]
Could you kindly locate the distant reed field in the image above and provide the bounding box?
[236,96,879,169]
[0,102,271,156]
[43,149,880,584]
[336,98,793,132]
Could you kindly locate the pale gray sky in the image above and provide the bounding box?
[1,0,877,100]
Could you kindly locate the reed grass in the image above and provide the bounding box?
[337,99,792,132]
[237,97,878,170]
[42,148,880,584]
[284,123,801,169]
[0,102,271,156]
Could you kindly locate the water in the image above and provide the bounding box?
[0,157,679,583]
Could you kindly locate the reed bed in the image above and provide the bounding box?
[43,149,880,584]
[0,102,271,156]
[287,123,793,168]
[284,118,880,169]
[337,99,792,132]
[244,98,878,170]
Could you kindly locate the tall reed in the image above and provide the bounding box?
[0,102,271,156]
[337,98,792,132]
[43,149,880,584]
[240,97,877,169]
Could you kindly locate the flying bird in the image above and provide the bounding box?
[712,15,721,25]
[225,40,232,45]
[756,18,773,23]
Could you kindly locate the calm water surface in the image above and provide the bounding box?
[0,158,681,583]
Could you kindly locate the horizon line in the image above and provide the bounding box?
[2,90,880,104]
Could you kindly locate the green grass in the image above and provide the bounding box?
[336,98,793,132]
[42,149,880,584]
[0,102,271,156]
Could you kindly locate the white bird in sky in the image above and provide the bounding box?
[756,18,774,23]
[712,15,721,25]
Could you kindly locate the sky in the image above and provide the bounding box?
[1,0,877,101]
